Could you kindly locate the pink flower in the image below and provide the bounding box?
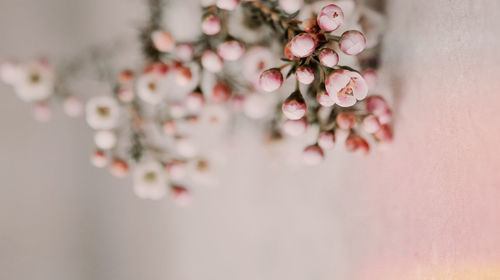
[362,114,381,134]
[279,0,303,14]
[165,160,187,181]
[374,124,393,142]
[110,158,129,178]
[302,145,324,165]
[295,66,315,85]
[217,40,244,61]
[317,90,335,107]
[201,50,223,73]
[151,30,175,52]
[63,96,84,118]
[336,112,356,130]
[365,95,392,124]
[282,90,306,120]
[216,0,239,10]
[289,33,316,58]
[319,48,339,68]
[259,68,283,92]
[325,70,368,107]
[361,69,377,90]
[171,186,192,206]
[175,43,195,61]
[339,30,367,55]
[212,82,232,103]
[32,101,52,122]
[317,4,344,32]
[90,150,108,168]
[282,118,308,136]
[202,14,221,35]
[318,131,335,150]
[184,91,205,112]
[345,135,370,156]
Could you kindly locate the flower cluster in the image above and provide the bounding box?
[1,0,393,201]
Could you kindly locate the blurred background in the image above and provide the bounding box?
[1,0,500,279]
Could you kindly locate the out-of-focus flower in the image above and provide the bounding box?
[137,72,168,105]
[90,150,108,168]
[14,60,55,102]
[94,130,117,150]
[318,131,335,150]
[339,30,366,55]
[175,43,195,61]
[174,66,192,87]
[374,124,393,143]
[63,96,84,118]
[184,91,205,112]
[117,88,135,103]
[325,69,367,107]
[345,135,370,155]
[217,40,245,61]
[85,96,120,130]
[362,114,381,134]
[202,14,221,35]
[361,69,377,90]
[336,112,356,130]
[201,50,224,73]
[0,60,21,85]
[243,92,271,119]
[32,101,52,122]
[110,158,129,178]
[282,118,308,136]
[317,4,344,32]
[165,160,187,181]
[171,186,192,206]
[133,161,168,200]
[302,145,324,165]
[242,47,276,90]
[216,0,239,10]
[151,30,175,52]
[211,82,232,103]
[279,0,304,14]
[176,136,199,158]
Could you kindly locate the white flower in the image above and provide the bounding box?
[13,60,55,102]
[136,72,168,105]
[94,130,117,150]
[133,161,168,200]
[85,96,120,130]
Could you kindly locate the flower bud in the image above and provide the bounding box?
[282,118,308,136]
[90,150,108,168]
[169,102,187,119]
[336,112,356,130]
[319,48,339,68]
[171,186,192,206]
[284,41,298,60]
[94,130,117,150]
[374,124,393,142]
[259,68,283,92]
[317,4,344,32]
[339,30,367,55]
[279,0,303,14]
[174,66,192,87]
[282,90,307,120]
[362,114,381,134]
[317,90,335,107]
[345,135,370,156]
[110,158,129,178]
[212,82,232,103]
[302,145,324,165]
[151,30,175,52]
[289,33,316,58]
[32,101,52,122]
[365,95,388,115]
[118,70,134,84]
[117,88,135,103]
[185,91,205,112]
[318,131,335,150]
[165,160,187,181]
[201,50,223,73]
[63,96,84,118]
[216,0,239,10]
[202,14,221,35]
[175,43,195,61]
[217,40,244,61]
[295,66,315,85]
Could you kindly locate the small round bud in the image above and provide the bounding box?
[171,186,192,206]
[117,88,135,103]
[94,130,117,150]
[339,30,367,56]
[289,33,317,58]
[279,0,303,14]
[165,160,187,181]
[118,70,134,84]
[259,69,283,92]
[151,30,175,52]
[32,101,52,122]
[216,0,239,10]
[284,41,298,60]
[202,14,221,35]
[365,95,388,115]
[63,96,84,117]
[282,118,308,136]
[217,40,244,61]
[212,82,232,103]
[318,131,335,150]
[175,43,195,61]
[174,66,192,87]
[282,90,307,120]
[378,109,392,124]
[295,66,315,85]
[317,4,344,32]
[110,158,129,178]
[185,91,205,112]
[201,50,223,73]
[336,112,356,130]
[345,135,370,156]
[302,145,324,165]
[317,90,335,107]
[374,124,393,143]
[169,102,187,119]
[362,114,381,134]
[90,150,108,168]
[319,48,339,68]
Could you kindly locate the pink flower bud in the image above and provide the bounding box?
[362,114,381,134]
[317,90,335,107]
[175,43,195,61]
[165,160,187,181]
[361,69,377,90]
[365,95,388,115]
[63,96,84,117]
[216,0,239,10]
[163,120,176,136]
[90,150,108,168]
[259,68,283,92]
[282,90,307,120]
[217,40,244,61]
[185,91,205,112]
[144,62,170,76]
[117,87,135,103]
[325,70,368,107]
[202,14,221,35]
[212,82,232,103]
[0,60,21,85]
[319,48,339,68]
[279,0,303,14]
[171,186,192,206]
[32,102,52,122]
[318,131,335,150]
[317,4,344,32]
[94,130,117,150]
[110,158,129,178]
[174,66,192,87]
[289,33,317,58]
[282,118,307,136]
[378,108,392,124]
[339,30,367,56]
[169,102,187,119]
[151,30,175,52]
[345,135,370,156]
[336,112,356,130]
[374,124,393,142]
[302,145,324,165]
[295,66,315,85]
[284,42,298,60]
[118,70,134,84]
[201,50,223,73]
